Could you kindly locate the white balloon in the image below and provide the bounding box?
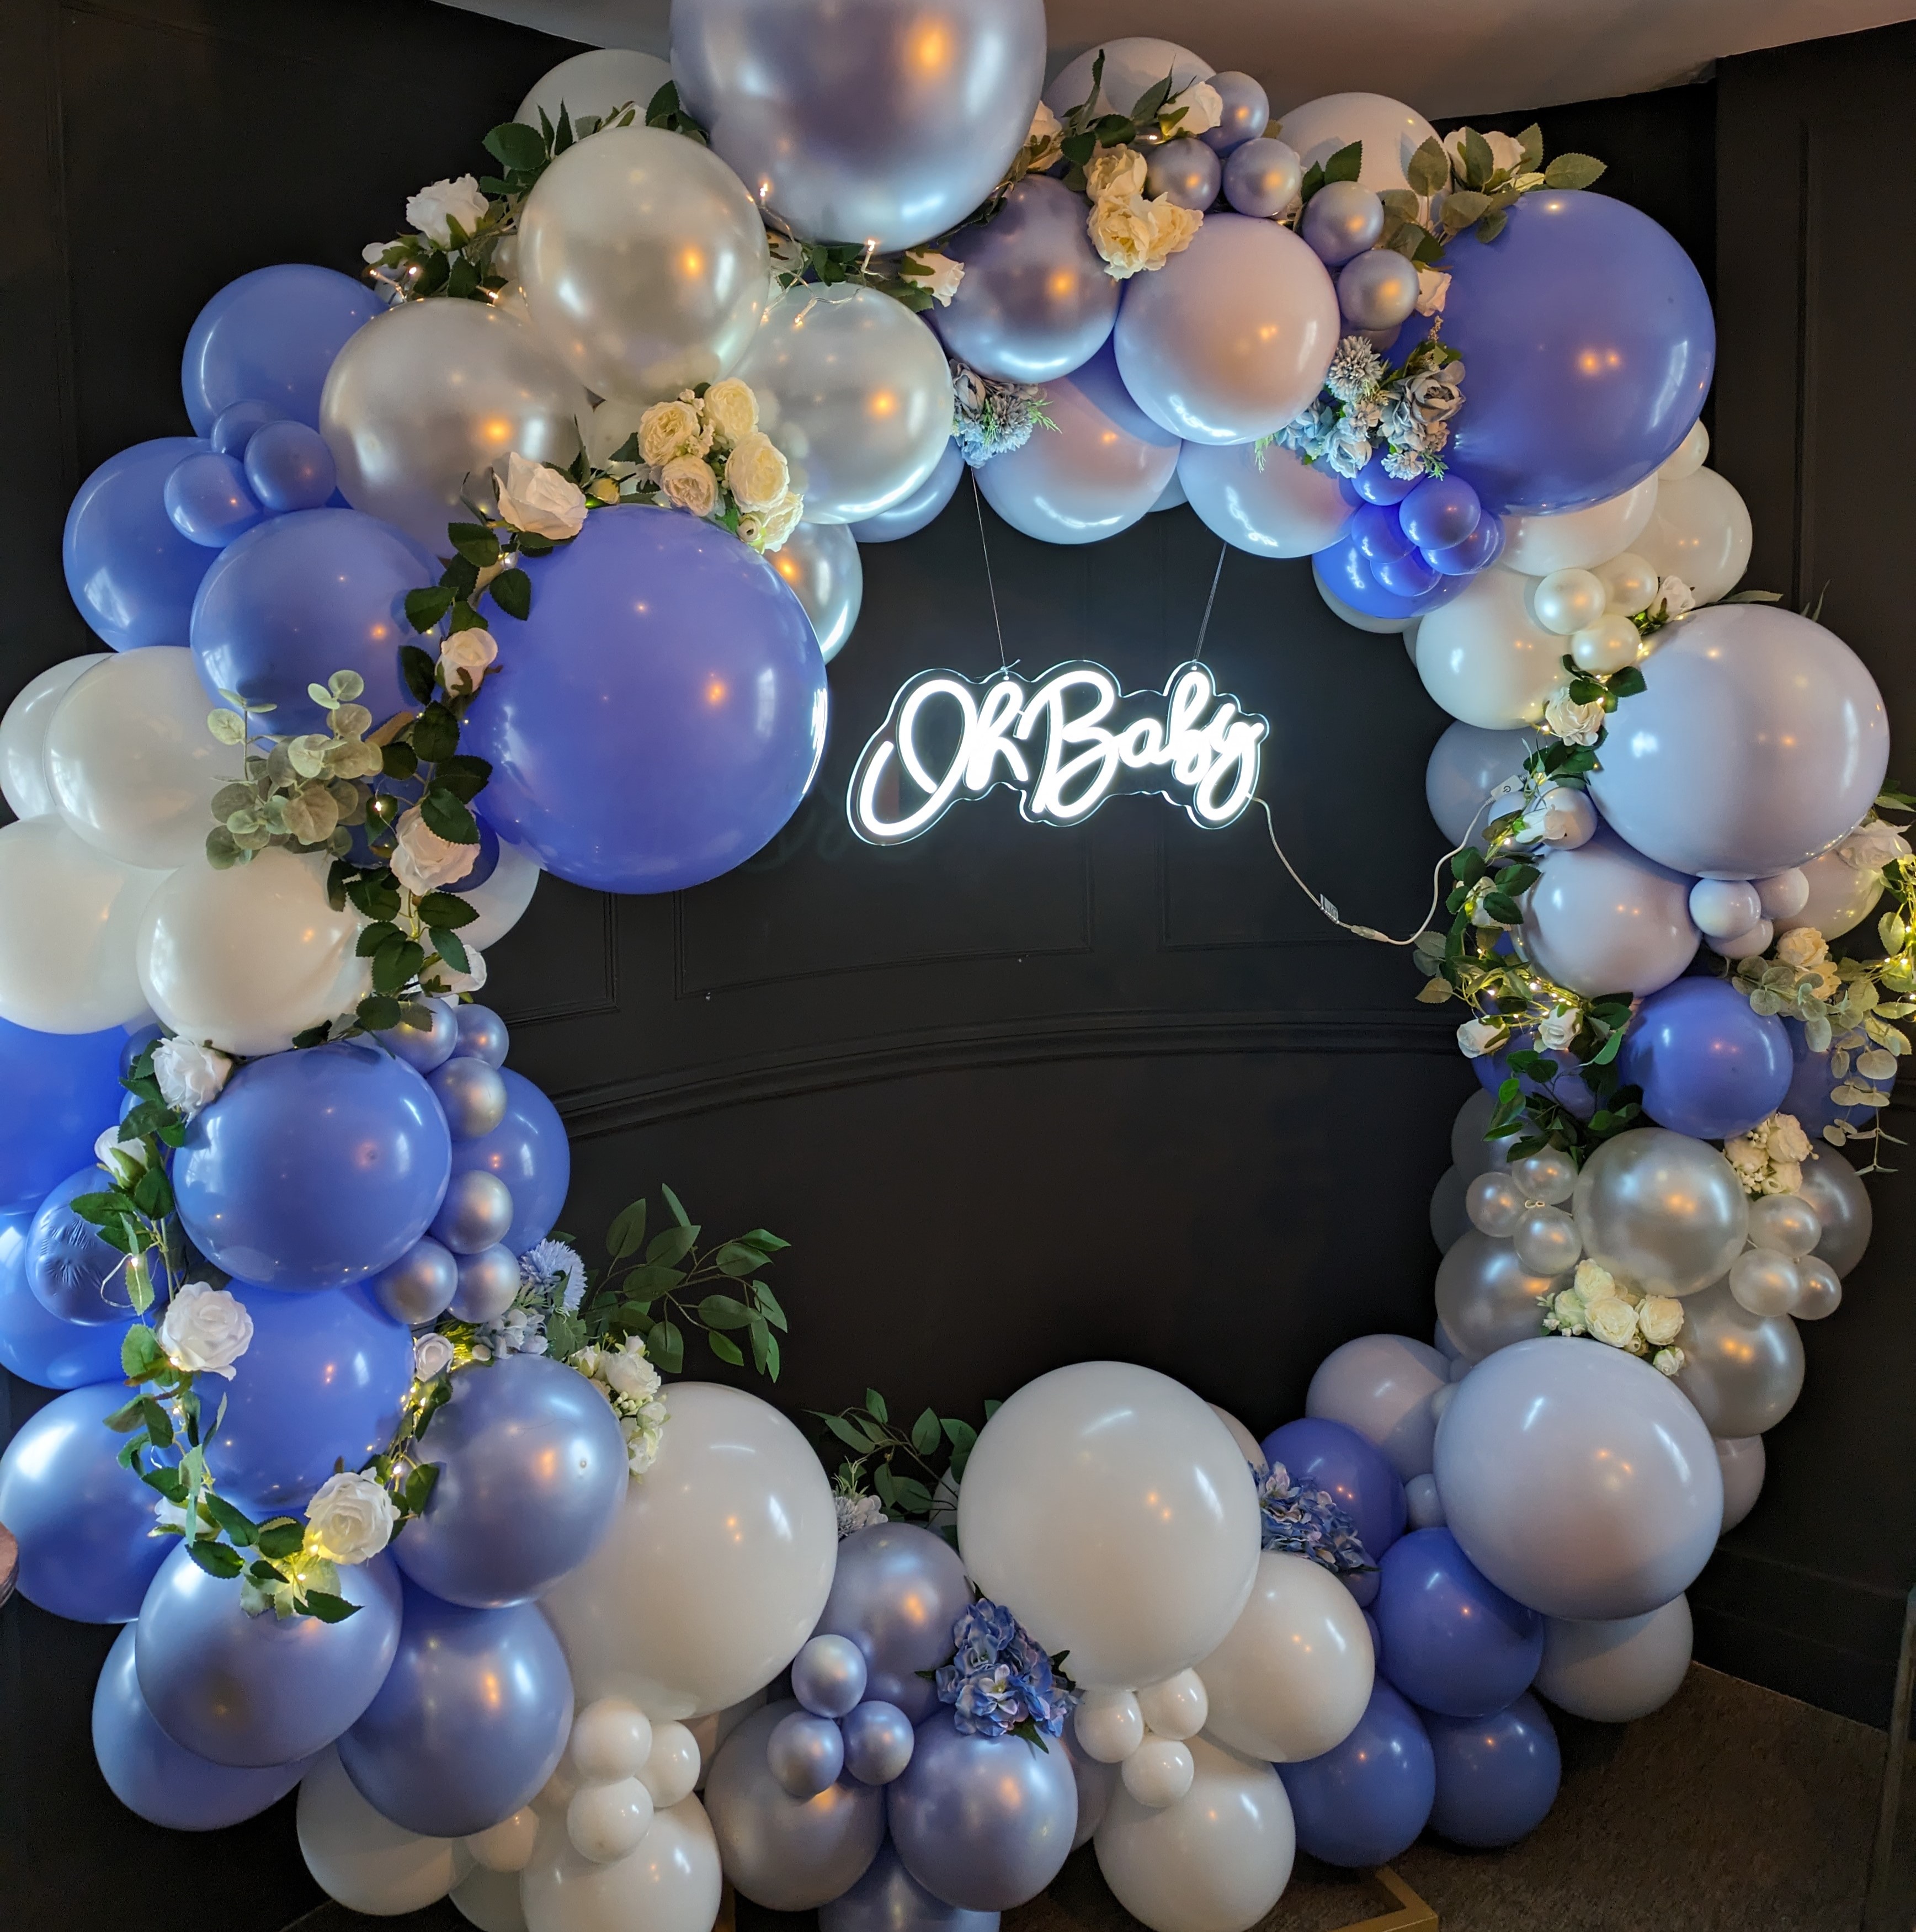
[1596,551,1660,616]
[0,654,108,819]
[470,1808,542,1873]
[0,817,164,1032]
[1405,1472,1446,1529]
[1499,475,1658,575]
[1313,564,1415,634]
[540,1383,836,1720]
[453,1862,530,1932]
[1658,419,1710,483]
[299,1746,470,1915]
[44,648,223,869]
[1536,1595,1692,1722]
[1271,92,1439,192]
[1715,1435,1766,1533]
[1414,567,1563,730]
[517,50,674,131]
[1305,1334,1447,1481]
[1633,468,1753,605]
[1521,825,1699,997]
[1075,1689,1146,1764]
[1194,1552,1374,1763]
[1206,1404,1267,1471]
[1094,1736,1295,1932]
[1531,568,1606,636]
[1121,1738,1195,1808]
[462,838,542,953]
[571,1700,653,1782]
[1135,1669,1209,1743]
[137,847,369,1057]
[521,1794,722,1932]
[958,1362,1260,1690]
[638,1723,701,1809]
[568,1779,655,1865]
[1045,39,1213,118]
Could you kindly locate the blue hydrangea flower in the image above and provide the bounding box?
[934,1598,1073,1741]
[1255,1460,1374,1576]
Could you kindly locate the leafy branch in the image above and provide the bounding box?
[814,1388,996,1524]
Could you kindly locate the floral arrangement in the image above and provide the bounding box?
[949,361,1053,466]
[817,1386,986,1527]
[1276,333,1463,483]
[1540,1259,1686,1376]
[1722,1111,1817,1197]
[933,1598,1076,1748]
[1255,1460,1374,1576]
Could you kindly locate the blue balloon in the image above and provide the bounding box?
[821,1840,1000,1932]
[842,1701,917,1786]
[392,1355,626,1608]
[210,400,285,457]
[1314,537,1461,622]
[464,505,828,894]
[0,1382,171,1621]
[1781,1014,1892,1137]
[1374,1528,1543,1718]
[1352,501,1413,563]
[1399,474,1481,552]
[1260,1417,1406,1559]
[338,1577,573,1838]
[180,264,380,436]
[0,1210,136,1388]
[94,1626,316,1830]
[1277,1681,1434,1867]
[0,1015,132,1215]
[28,1166,133,1323]
[447,1069,570,1255]
[175,1041,450,1291]
[1427,513,1505,576]
[851,441,964,544]
[1423,1693,1561,1848]
[120,1023,165,1078]
[244,419,338,514]
[163,451,265,549]
[1436,192,1712,515]
[203,1283,414,1510]
[455,1003,510,1068]
[1620,977,1792,1141]
[189,508,433,737]
[1473,1026,1598,1122]
[1372,547,1441,599]
[813,1524,973,1723]
[1351,450,1417,505]
[63,438,215,651]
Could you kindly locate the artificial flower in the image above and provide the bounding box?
[1088,191,1202,279]
[1258,1460,1373,1576]
[1637,1295,1685,1347]
[836,1491,888,1537]
[494,452,588,540]
[304,1470,398,1566]
[1444,127,1529,180]
[1544,691,1607,746]
[414,1333,455,1380]
[903,250,965,306]
[1167,79,1223,136]
[739,489,806,553]
[152,1037,231,1118]
[1025,100,1065,173]
[1548,1287,1589,1334]
[1573,1260,1617,1300]
[158,1281,254,1380]
[659,454,720,517]
[1585,1295,1641,1350]
[391,804,478,896]
[1456,1016,1507,1058]
[723,430,791,512]
[438,627,499,698]
[1769,1114,1812,1163]
[1535,1004,1580,1051]
[1415,267,1451,316]
[1652,1346,1685,1377]
[1776,927,1829,971]
[701,377,759,450]
[435,945,488,996]
[1656,575,1696,618]
[406,174,489,247]
[1840,819,1912,872]
[934,1599,1071,1740]
[93,1125,151,1186]
[1084,144,1147,200]
[600,1341,663,1405]
[638,397,710,466]
[521,1238,587,1312]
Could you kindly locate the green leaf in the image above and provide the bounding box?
[290,1021,333,1050]
[434,754,493,800]
[483,120,549,173]
[1441,189,1492,231]
[661,1184,691,1228]
[372,935,426,995]
[714,1241,765,1278]
[911,1407,941,1456]
[620,1262,685,1294]
[738,1228,791,1254]
[490,567,532,622]
[652,1320,684,1374]
[1406,135,1450,196]
[186,1538,246,1579]
[104,1396,148,1433]
[1606,666,1647,699]
[606,1200,648,1259]
[139,1397,174,1448]
[70,1189,134,1226]
[1322,141,1363,186]
[821,1413,876,1453]
[430,927,470,976]
[420,786,479,845]
[199,1491,258,1545]
[1516,122,1545,171]
[872,1462,897,1507]
[888,1476,933,1515]
[412,893,475,933]
[647,1225,698,1268]
[865,1388,889,1424]
[121,1325,163,1379]
[707,1331,745,1366]
[697,1294,753,1330]
[131,1165,173,1218]
[400,643,438,704]
[405,586,456,634]
[1543,152,1606,190]
[410,702,461,764]
[358,993,402,1032]
[256,1518,306,1561]
[300,1590,362,1624]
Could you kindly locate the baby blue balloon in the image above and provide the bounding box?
[175,1041,450,1291]
[189,508,434,737]
[0,1014,128,1214]
[1276,1680,1434,1867]
[62,437,215,651]
[1619,977,1792,1141]
[813,1523,973,1723]
[1424,1693,1561,1847]
[202,1283,414,1510]
[180,264,380,436]
[1374,1527,1543,1718]
[821,1840,1000,1932]
[1424,721,1530,848]
[392,1355,627,1608]
[28,1166,131,1323]
[0,1211,135,1388]
[136,1544,403,1767]
[94,1626,316,1830]
[337,1577,573,1838]
[462,507,828,894]
[1260,1416,1407,1559]
[0,1382,171,1621]
[851,441,964,545]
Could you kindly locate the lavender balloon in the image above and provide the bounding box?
[842,1701,916,1785]
[1424,722,1529,848]
[1145,139,1222,211]
[794,1633,870,1717]
[813,1523,972,1723]
[1202,72,1270,153]
[821,1840,1000,1932]
[851,441,964,545]
[1521,825,1698,997]
[768,1709,847,1798]
[1179,439,1351,559]
[1221,137,1302,218]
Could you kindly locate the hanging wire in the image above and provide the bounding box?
[1191,539,1228,662]
[969,470,1011,675]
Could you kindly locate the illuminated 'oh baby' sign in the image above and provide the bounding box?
[847,660,1268,845]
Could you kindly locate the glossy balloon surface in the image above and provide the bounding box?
[182,264,379,434]
[1572,1127,1748,1299]
[1671,1279,1806,1438]
[1179,438,1350,558]
[813,1522,972,1723]
[448,1068,571,1255]
[64,438,214,651]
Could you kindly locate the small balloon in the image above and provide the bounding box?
[1535,1596,1692,1722]
[1276,1681,1434,1869]
[163,451,264,548]
[768,1709,846,1799]
[183,264,380,434]
[841,1700,916,1787]
[769,520,864,663]
[1220,137,1302,218]
[1424,1694,1560,1848]
[792,1633,870,1718]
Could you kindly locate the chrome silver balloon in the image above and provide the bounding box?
[1220,137,1301,219]
[455,1003,510,1068]
[450,1243,521,1322]
[1672,1279,1805,1438]
[384,997,459,1073]
[1746,1191,1822,1257]
[1572,1128,1748,1297]
[1434,1228,1567,1359]
[1728,1247,1802,1317]
[1300,181,1384,264]
[768,523,862,663]
[430,1055,509,1143]
[839,1701,915,1786]
[1144,139,1221,212]
[1338,249,1421,331]
[1794,1255,1844,1319]
[791,1634,868,1718]
[1514,1205,1582,1276]
[432,1168,515,1255]
[372,1236,461,1326]
[1795,1148,1872,1277]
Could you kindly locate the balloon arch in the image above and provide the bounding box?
[0,10,1901,1929]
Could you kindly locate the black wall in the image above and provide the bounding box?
[2,4,1912,1924]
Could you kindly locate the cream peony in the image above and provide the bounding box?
[1768,1114,1812,1163]
[1573,1259,1617,1301]
[701,377,759,451]
[724,430,791,513]
[1550,1287,1589,1332]
[494,453,588,540]
[1637,1295,1685,1347]
[392,804,478,897]
[1652,1346,1685,1377]
[1543,692,1607,746]
[304,1470,398,1566]
[638,398,710,466]
[1088,193,1201,280]
[407,174,490,248]
[1775,928,1828,971]
[1085,145,1148,200]
[158,1282,254,1380]
[739,490,806,554]
[1585,1296,1641,1349]
[659,455,720,517]
[439,627,499,698]
[152,1037,231,1118]
[601,1342,663,1404]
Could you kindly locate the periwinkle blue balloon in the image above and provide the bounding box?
[455,1004,510,1068]
[204,1283,413,1510]
[1202,72,1270,154]
[243,419,338,514]
[462,506,827,894]
[392,1354,626,1608]
[1423,1693,1561,1848]
[1352,501,1412,563]
[0,1015,128,1214]
[813,1523,973,1723]
[383,997,459,1074]
[1372,547,1441,599]
[1471,1028,1598,1123]
[1438,191,1712,514]
[1351,449,1418,504]
[821,1839,1000,1932]
[1300,181,1384,264]
[0,1210,136,1389]
[842,1701,916,1786]
[1337,249,1421,332]
[1315,536,1461,621]
[119,1022,165,1078]
[94,1626,316,1831]
[1262,1417,1407,1559]
[450,1243,520,1321]
[136,1543,403,1766]
[371,1235,460,1326]
[888,1710,1077,1912]
[1374,1528,1543,1718]
[63,437,215,651]
[1277,1680,1435,1867]
[460,815,503,891]
[28,1167,131,1323]
[429,1055,509,1142]
[1221,137,1302,219]
[180,263,380,435]
[209,399,284,457]
[175,1041,451,1291]
[163,451,266,549]
[1619,978,1792,1141]
[0,1382,172,1621]
[1399,475,1482,552]
[1345,1567,1381,1610]
[794,1633,870,1718]
[431,1169,515,1255]
[1782,1015,1892,1137]
[769,1709,847,1798]
[851,440,965,544]
[338,1577,574,1838]
[1427,513,1505,576]
[1144,138,1222,212]
[189,507,432,736]
[449,1069,570,1256]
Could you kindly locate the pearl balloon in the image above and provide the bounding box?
[1300,182,1385,265]
[1423,721,1530,848]
[1715,1434,1766,1532]
[1203,72,1270,153]
[1755,868,1810,919]
[1535,1596,1693,1722]
[1135,1669,1209,1744]
[1075,1689,1147,1764]
[1434,1230,1569,1361]
[1449,1089,1518,1178]
[763,522,861,666]
[839,1702,914,1787]
[1145,139,1222,212]
[572,1698,654,1781]
[520,1793,722,1932]
[0,654,109,821]
[568,1776,656,1865]
[641,1722,704,1808]
[767,1709,845,1799]
[849,439,964,544]
[791,1635,868,1720]
[1797,1151,1872,1276]
[1633,467,1753,604]
[1747,1192,1823,1257]
[516,49,673,131]
[1273,92,1440,191]
[1573,1129,1748,1298]
[1728,1247,1803,1317]
[1674,1280,1806,1436]
[1689,879,1764,941]
[1498,475,1659,574]
[1531,569,1605,635]
[371,1236,460,1324]
[1467,1173,1526,1239]
[1661,419,1710,481]
[1521,826,1699,997]
[1596,550,1660,614]
[296,1748,469,1917]
[1179,438,1351,559]
[1122,1739,1196,1808]
[1414,567,1564,730]
[1221,138,1302,219]
[1337,249,1421,331]
[384,996,459,1073]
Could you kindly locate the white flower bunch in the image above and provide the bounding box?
[619,383,805,552]
[836,1489,888,1537]
[1541,1260,1685,1375]
[572,1338,670,1476]
[1082,143,1202,281]
[1723,1111,1814,1198]
[304,1470,398,1566]
[157,1281,254,1381]
[152,1038,231,1119]
[1542,690,1608,747]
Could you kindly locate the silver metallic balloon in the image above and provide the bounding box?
[672,0,1047,252]
[1511,1150,1578,1205]
[1338,249,1420,330]
[384,997,458,1073]
[1178,437,1349,559]
[451,1243,521,1322]
[1572,1129,1748,1297]
[1434,1229,1566,1360]
[1728,1247,1802,1317]
[1113,212,1339,445]
[430,1054,509,1142]
[1220,138,1301,219]
[1672,1279,1805,1438]
[456,1003,510,1068]
[1795,1255,1843,1319]
[320,302,588,552]
[1300,181,1385,264]
[850,440,962,544]
[432,1168,515,1255]
[1145,139,1222,211]
[768,1709,846,1798]
[937,178,1119,385]
[518,124,770,405]
[1796,1149,1873,1276]
[1715,1433,1765,1531]
[1466,1171,1526,1238]
[1203,72,1270,154]
[1747,1192,1822,1257]
[840,1701,915,1786]
[1514,1205,1582,1276]
[792,1635,869,1718]
[371,1235,460,1325]
[733,286,953,524]
[1450,1086,1518,1178]
[768,522,863,663]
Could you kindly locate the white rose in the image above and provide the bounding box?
[94,1124,151,1185]
[391,805,478,897]
[1573,1260,1616,1300]
[1775,927,1828,971]
[1025,101,1065,172]
[1535,1005,1579,1051]
[152,1037,232,1118]
[1415,267,1451,317]
[304,1470,398,1566]
[494,452,588,541]
[659,455,720,517]
[601,1342,662,1404]
[1088,192,1200,279]
[414,1333,455,1380]
[1768,1115,1812,1163]
[1444,128,1528,180]
[1084,145,1147,201]
[1544,692,1607,746]
[701,378,759,451]
[638,398,710,466]
[723,431,791,513]
[406,174,490,248]
[903,250,965,307]
[1840,820,1911,872]
[1456,1016,1506,1059]
[158,1281,254,1380]
[1550,1288,1588,1333]
[741,490,806,554]
[1584,1296,1640,1349]
[1652,1346,1685,1377]
[1656,576,1696,618]
[571,1345,602,1380]
[438,626,499,698]
[1637,1295,1685,1346]
[1168,80,1223,136]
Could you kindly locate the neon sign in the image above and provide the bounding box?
[847,660,1268,845]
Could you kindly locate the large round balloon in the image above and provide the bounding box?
[27,1167,132,1322]
[297,1746,470,1915]
[1045,38,1212,118]
[1535,1595,1692,1722]
[1797,1151,1872,1278]
[850,439,964,544]
[1587,605,1889,879]
[63,438,215,651]
[819,1840,998,1932]
[517,48,674,129]
[1633,467,1752,605]
[957,1362,1260,1689]
[1671,1279,1806,1438]
[936,177,1118,384]
[176,1040,451,1290]
[673,0,1046,252]
[189,507,432,735]
[974,343,1179,545]
[462,506,826,894]
[1305,1334,1449,1481]
[521,1792,723,1932]
[1434,1337,1723,1619]
[1439,191,1712,514]
[770,521,863,663]
[1270,92,1439,191]
[1521,825,1699,997]
[731,286,952,524]
[1434,1228,1567,1360]
[182,264,380,435]
[1414,567,1563,730]
[0,653,110,819]
[1260,1415,1406,1560]
[447,1067,570,1255]
[1498,475,1658,574]
[517,124,769,405]
[1572,1127,1748,1298]
[1373,1527,1542,1718]
[812,1522,972,1723]
[1275,1681,1434,1869]
[1423,1694,1560,1848]
[0,1210,138,1388]
[1424,721,1531,848]
[320,300,588,551]
[1781,844,1885,944]
[1619,977,1792,1140]
[1178,439,1351,558]
[541,1382,837,1718]
[0,1015,128,1212]
[1114,214,1339,445]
